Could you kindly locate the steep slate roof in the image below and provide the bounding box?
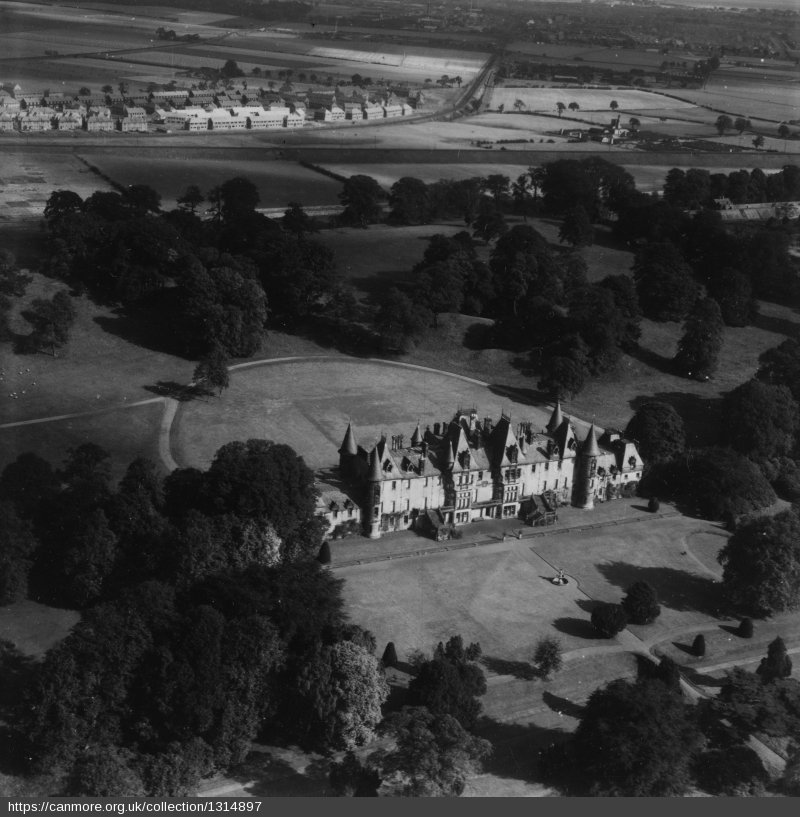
[339,422,358,456]
[582,423,600,457]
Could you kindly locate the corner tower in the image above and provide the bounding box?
[573,423,600,510]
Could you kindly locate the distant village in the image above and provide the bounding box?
[0,80,427,133]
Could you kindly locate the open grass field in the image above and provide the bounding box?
[488,86,697,116]
[662,74,800,124]
[506,40,700,72]
[0,149,115,223]
[0,401,166,485]
[172,357,563,473]
[80,151,343,209]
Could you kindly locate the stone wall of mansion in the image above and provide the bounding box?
[320,404,644,539]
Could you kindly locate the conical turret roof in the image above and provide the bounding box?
[546,401,564,435]
[368,447,383,481]
[410,422,422,447]
[582,423,600,457]
[339,421,358,456]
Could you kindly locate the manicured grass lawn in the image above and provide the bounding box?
[533,514,729,642]
[338,513,731,668]
[338,539,600,663]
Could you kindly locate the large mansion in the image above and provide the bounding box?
[320,404,644,539]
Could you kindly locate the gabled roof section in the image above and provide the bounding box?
[552,417,578,459]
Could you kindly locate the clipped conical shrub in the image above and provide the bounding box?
[648,496,660,512]
[692,634,706,658]
[739,617,754,638]
[381,641,398,668]
[317,540,331,565]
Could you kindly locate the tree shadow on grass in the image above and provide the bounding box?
[627,344,676,377]
[542,691,585,719]
[143,380,198,401]
[552,616,602,640]
[482,655,538,680]
[574,598,596,613]
[488,382,552,408]
[672,640,696,656]
[596,561,726,618]
[93,301,194,360]
[231,751,331,797]
[475,717,569,783]
[683,667,725,689]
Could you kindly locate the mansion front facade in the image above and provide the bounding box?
[324,404,644,539]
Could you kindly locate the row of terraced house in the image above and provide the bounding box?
[1,82,425,134]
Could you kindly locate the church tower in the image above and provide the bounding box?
[573,423,600,510]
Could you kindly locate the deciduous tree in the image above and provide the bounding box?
[673,297,724,380]
[373,707,491,797]
[571,678,702,796]
[718,509,800,615]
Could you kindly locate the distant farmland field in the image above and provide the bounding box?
[488,86,697,114]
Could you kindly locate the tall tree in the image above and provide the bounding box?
[22,291,76,356]
[292,640,389,750]
[624,401,685,464]
[193,345,230,396]
[757,636,793,683]
[721,380,799,461]
[373,707,491,797]
[558,204,594,247]
[633,242,698,322]
[408,636,487,730]
[339,175,384,227]
[718,509,800,615]
[570,678,702,796]
[388,177,430,225]
[673,297,724,380]
[757,338,800,403]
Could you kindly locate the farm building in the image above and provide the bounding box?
[331,404,644,539]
